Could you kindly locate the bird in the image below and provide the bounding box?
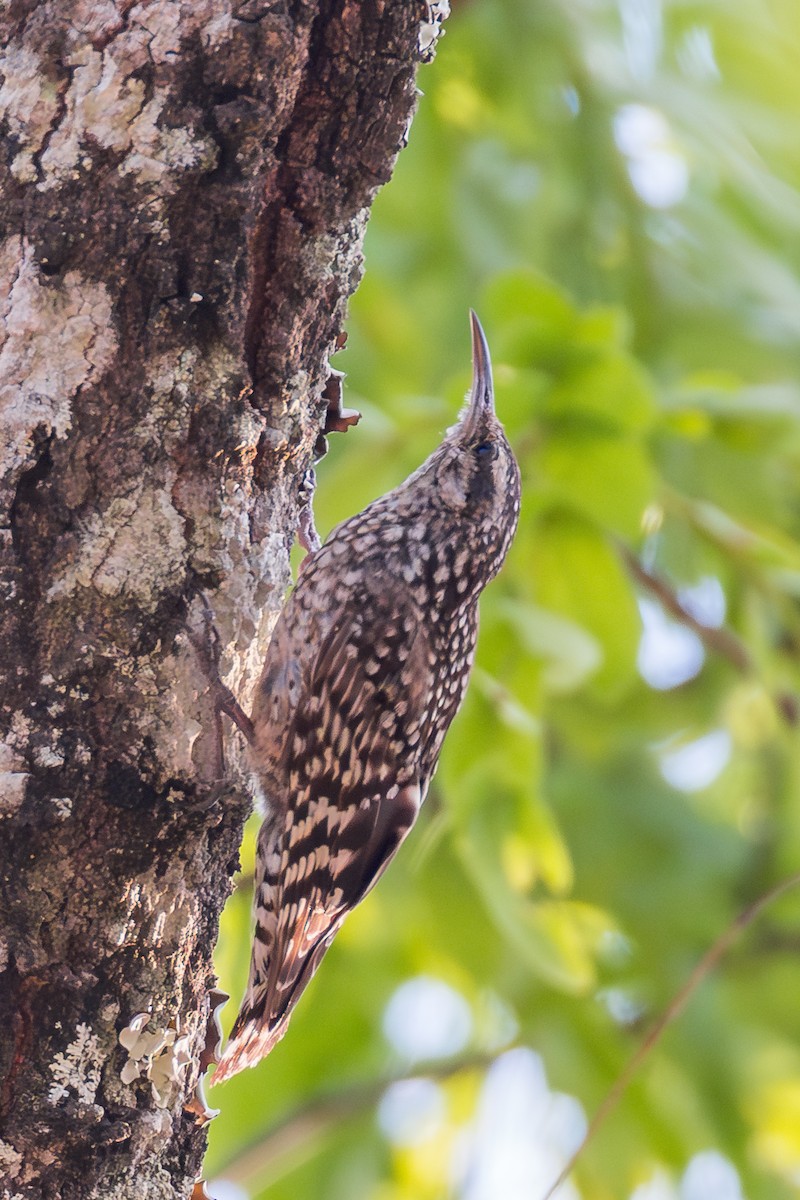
[212,311,520,1081]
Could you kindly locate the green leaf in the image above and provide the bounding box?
[497,599,603,693]
[528,513,641,694]
[545,351,657,433]
[538,430,657,538]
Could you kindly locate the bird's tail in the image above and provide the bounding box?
[212,925,335,1083]
[212,989,290,1083]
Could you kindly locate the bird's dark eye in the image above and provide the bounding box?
[475,441,496,460]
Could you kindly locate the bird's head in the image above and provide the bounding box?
[430,312,521,567]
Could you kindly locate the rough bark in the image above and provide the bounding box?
[0,3,434,1196]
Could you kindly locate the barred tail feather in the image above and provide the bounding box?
[212,995,290,1083]
[212,927,337,1083]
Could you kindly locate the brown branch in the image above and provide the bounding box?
[212,1049,512,1189]
[540,870,800,1200]
[620,542,800,724]
[618,542,753,674]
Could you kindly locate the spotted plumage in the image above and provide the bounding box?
[213,312,520,1080]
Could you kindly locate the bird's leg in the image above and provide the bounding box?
[188,595,256,777]
[297,466,322,560]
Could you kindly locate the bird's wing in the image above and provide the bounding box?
[214,583,432,1081]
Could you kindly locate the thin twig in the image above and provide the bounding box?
[618,542,753,674]
[540,870,800,1200]
[213,1048,513,1188]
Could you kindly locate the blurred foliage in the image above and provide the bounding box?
[206,2,800,1197]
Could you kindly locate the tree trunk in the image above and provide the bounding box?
[0,3,435,1195]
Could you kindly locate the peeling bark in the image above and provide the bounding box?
[0,3,436,1195]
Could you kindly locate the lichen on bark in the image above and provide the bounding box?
[0,2,438,1195]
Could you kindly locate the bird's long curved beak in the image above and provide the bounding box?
[469,309,495,418]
